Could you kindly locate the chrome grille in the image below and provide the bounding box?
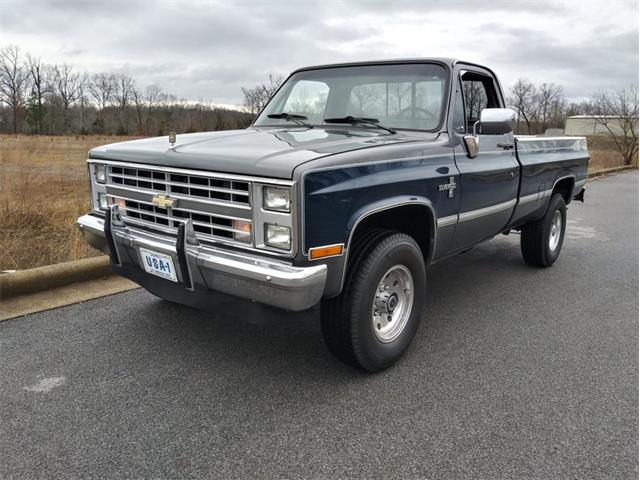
[105,164,252,246]
[109,166,250,205]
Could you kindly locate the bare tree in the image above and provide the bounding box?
[88,72,115,132]
[241,87,264,116]
[77,73,90,133]
[241,73,283,116]
[144,83,163,135]
[88,72,115,110]
[566,100,593,118]
[131,84,145,135]
[536,83,563,132]
[52,64,83,132]
[112,74,135,134]
[591,86,639,166]
[509,78,535,134]
[0,45,29,133]
[25,54,50,133]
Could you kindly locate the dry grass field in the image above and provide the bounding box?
[0,133,633,271]
[586,135,634,170]
[0,135,135,270]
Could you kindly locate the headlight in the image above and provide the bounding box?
[265,224,291,250]
[263,186,291,212]
[95,164,106,184]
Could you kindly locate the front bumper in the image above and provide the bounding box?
[76,210,326,311]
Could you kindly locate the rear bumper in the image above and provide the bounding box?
[76,212,326,311]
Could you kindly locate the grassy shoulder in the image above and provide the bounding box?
[586,136,633,170]
[0,133,631,270]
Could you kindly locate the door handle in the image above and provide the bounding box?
[498,142,514,150]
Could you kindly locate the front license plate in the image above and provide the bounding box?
[139,248,178,282]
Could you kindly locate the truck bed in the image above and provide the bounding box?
[510,136,589,228]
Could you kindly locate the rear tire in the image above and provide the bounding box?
[520,193,567,268]
[321,231,426,372]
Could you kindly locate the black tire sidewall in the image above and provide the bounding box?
[350,238,426,371]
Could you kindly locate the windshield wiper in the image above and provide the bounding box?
[323,116,396,134]
[267,112,313,128]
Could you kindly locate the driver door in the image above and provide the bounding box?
[451,68,519,250]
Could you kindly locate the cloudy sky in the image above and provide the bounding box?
[1,0,638,107]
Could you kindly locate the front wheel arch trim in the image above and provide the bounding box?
[336,196,437,294]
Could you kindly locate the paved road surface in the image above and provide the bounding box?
[1,172,637,479]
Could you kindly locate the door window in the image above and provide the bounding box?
[460,71,499,132]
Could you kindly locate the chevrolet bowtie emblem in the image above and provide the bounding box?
[438,176,457,198]
[152,194,177,208]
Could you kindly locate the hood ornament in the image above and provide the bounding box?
[168,131,176,146]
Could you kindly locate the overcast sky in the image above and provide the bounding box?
[1,0,638,107]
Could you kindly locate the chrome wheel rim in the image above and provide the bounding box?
[371,265,414,343]
[549,210,562,252]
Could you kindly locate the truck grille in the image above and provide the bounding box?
[109,166,250,205]
[105,165,252,245]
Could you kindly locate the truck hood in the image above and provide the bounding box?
[89,127,431,179]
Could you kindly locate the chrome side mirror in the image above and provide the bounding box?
[463,135,479,158]
[479,108,516,135]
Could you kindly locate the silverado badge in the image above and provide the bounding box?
[152,194,177,209]
[438,177,457,198]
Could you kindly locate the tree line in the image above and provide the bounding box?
[0,45,252,136]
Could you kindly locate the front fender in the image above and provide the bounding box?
[298,146,458,297]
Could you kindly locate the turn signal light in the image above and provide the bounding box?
[309,244,344,260]
[107,196,126,209]
[232,219,252,244]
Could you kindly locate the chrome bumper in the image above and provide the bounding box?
[76,212,326,311]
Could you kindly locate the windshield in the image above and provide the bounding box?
[254,63,448,131]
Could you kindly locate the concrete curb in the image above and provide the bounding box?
[0,256,111,299]
[588,165,636,178]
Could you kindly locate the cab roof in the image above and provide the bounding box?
[292,58,478,73]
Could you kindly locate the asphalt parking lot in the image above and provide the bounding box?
[1,172,637,479]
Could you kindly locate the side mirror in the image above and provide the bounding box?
[479,108,516,135]
[463,135,479,158]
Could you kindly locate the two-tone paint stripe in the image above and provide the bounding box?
[436,199,516,227]
[436,176,586,228]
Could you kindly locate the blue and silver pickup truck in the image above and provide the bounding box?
[77,58,588,371]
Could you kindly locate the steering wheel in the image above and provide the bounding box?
[398,106,437,122]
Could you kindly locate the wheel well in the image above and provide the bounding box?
[349,204,434,262]
[552,177,575,204]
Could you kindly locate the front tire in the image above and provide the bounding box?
[520,193,567,267]
[321,232,426,372]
